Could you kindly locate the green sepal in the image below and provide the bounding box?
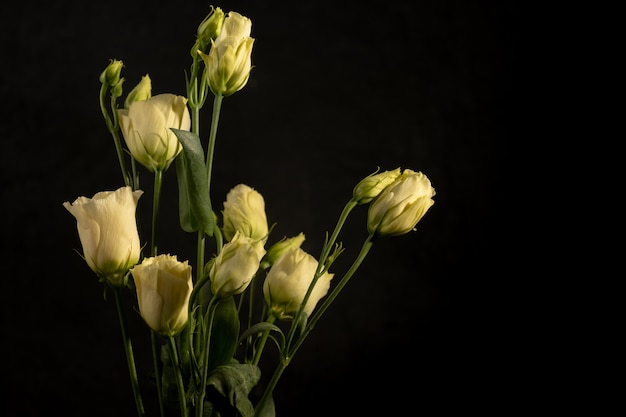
[172,128,214,236]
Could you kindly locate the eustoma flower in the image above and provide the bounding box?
[118,93,191,172]
[367,169,436,238]
[263,247,334,320]
[209,231,266,298]
[222,183,268,243]
[353,167,401,204]
[130,254,193,337]
[63,186,143,287]
[198,11,254,96]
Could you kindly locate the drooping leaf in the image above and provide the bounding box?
[172,128,214,236]
[206,363,262,417]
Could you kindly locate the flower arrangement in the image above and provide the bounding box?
[63,5,435,417]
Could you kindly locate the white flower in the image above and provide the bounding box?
[63,186,143,286]
[130,254,193,336]
[263,247,333,320]
[118,93,191,172]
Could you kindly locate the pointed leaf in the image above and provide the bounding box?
[208,297,240,373]
[171,128,214,236]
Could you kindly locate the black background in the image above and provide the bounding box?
[1,0,517,415]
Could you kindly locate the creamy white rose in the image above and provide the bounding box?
[63,186,143,286]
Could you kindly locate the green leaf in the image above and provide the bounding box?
[206,363,262,417]
[172,128,214,236]
[238,322,283,344]
[208,297,240,373]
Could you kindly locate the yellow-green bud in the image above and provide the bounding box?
[99,59,123,87]
[194,6,225,54]
[260,233,306,270]
[353,167,402,205]
[263,248,334,320]
[209,231,266,298]
[222,183,269,243]
[367,169,436,238]
[124,74,152,109]
[198,11,254,96]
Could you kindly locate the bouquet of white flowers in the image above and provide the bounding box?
[63,5,435,417]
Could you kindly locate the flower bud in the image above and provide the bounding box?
[222,184,268,243]
[63,186,143,287]
[198,11,254,96]
[193,6,225,54]
[118,93,191,172]
[353,167,401,205]
[367,169,435,238]
[130,254,193,337]
[260,233,305,270]
[209,231,266,298]
[99,59,123,87]
[263,248,334,320]
[124,74,152,109]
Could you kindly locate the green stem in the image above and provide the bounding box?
[285,199,358,350]
[151,169,164,257]
[251,314,276,366]
[294,235,374,356]
[113,287,145,417]
[167,336,189,417]
[256,235,375,416]
[99,84,131,187]
[151,331,166,417]
[196,297,220,417]
[206,94,223,190]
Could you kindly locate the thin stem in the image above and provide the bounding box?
[167,336,189,417]
[256,235,375,416]
[151,331,166,417]
[99,84,131,187]
[195,296,220,417]
[251,314,276,366]
[206,94,223,190]
[151,169,164,257]
[285,199,358,350]
[293,235,375,356]
[113,286,145,417]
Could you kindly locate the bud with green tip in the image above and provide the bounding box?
[193,6,225,55]
[99,59,123,87]
[124,74,152,109]
[367,169,436,238]
[198,11,254,96]
[260,233,306,270]
[353,167,401,205]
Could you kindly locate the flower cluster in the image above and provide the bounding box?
[63,6,435,417]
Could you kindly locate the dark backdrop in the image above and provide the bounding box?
[1,0,517,415]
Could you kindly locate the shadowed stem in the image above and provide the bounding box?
[114,286,145,417]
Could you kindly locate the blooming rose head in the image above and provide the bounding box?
[198,11,254,96]
[367,169,435,238]
[209,231,266,298]
[263,247,333,320]
[118,93,191,172]
[130,254,193,336]
[63,186,143,287]
[222,184,268,243]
